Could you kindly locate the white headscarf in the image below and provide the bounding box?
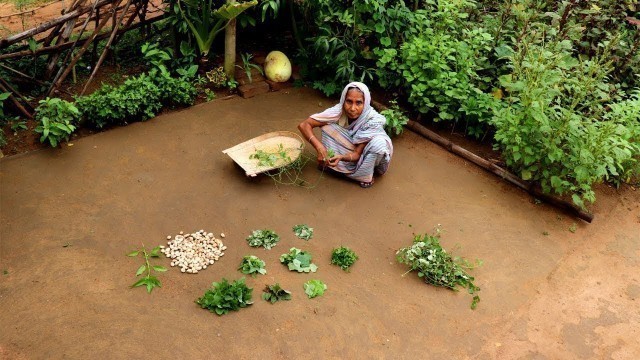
[310,82,388,144]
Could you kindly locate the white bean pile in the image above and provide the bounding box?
[160,230,227,274]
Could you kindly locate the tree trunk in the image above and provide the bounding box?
[224,18,236,80]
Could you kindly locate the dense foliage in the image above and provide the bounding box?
[330,246,359,272]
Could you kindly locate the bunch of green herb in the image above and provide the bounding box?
[127,245,167,293]
[262,283,292,304]
[238,255,267,277]
[246,229,280,249]
[396,228,481,309]
[330,246,359,272]
[326,148,336,158]
[196,278,253,315]
[303,279,327,299]
[279,247,318,273]
[292,224,314,240]
[250,144,291,167]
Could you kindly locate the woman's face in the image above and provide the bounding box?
[343,88,365,121]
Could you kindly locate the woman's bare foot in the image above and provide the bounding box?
[360,179,374,188]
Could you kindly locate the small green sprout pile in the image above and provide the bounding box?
[292,224,314,240]
[303,279,327,298]
[246,229,280,249]
[196,278,253,315]
[280,247,318,273]
[262,283,292,303]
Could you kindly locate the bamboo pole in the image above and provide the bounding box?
[47,0,125,96]
[0,78,34,111]
[370,100,594,222]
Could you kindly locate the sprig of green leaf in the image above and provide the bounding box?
[127,245,167,293]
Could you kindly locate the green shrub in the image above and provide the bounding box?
[492,31,640,207]
[377,1,497,139]
[34,97,80,147]
[380,100,409,136]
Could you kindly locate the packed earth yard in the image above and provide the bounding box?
[1,88,639,359]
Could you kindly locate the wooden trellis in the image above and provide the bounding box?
[0,0,165,118]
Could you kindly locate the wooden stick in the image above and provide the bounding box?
[370,100,594,222]
[0,78,34,111]
[0,63,73,95]
[48,0,125,96]
[81,0,133,95]
[0,82,33,119]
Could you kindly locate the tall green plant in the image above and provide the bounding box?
[177,0,256,57]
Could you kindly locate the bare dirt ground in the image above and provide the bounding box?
[1,87,639,359]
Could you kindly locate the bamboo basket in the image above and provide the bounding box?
[222,131,305,177]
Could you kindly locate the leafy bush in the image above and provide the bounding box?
[396,228,481,309]
[492,28,640,207]
[377,1,497,132]
[330,246,358,272]
[238,255,266,277]
[196,278,253,315]
[34,97,80,147]
[280,247,318,273]
[303,279,326,299]
[246,229,280,249]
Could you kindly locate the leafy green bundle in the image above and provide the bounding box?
[292,224,314,241]
[196,278,253,315]
[396,230,481,309]
[262,283,292,304]
[280,247,318,273]
[330,246,359,272]
[303,280,327,299]
[246,229,280,249]
[238,255,267,277]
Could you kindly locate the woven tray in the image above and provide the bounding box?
[222,131,305,177]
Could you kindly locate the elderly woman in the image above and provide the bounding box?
[298,82,393,188]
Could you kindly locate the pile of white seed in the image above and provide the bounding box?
[160,230,227,274]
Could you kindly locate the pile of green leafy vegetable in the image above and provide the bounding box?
[262,283,292,303]
[303,280,327,299]
[279,247,318,273]
[396,230,481,309]
[196,278,253,315]
[330,246,358,271]
[292,224,314,240]
[246,229,280,249]
[238,255,267,277]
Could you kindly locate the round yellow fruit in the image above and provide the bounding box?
[264,51,292,83]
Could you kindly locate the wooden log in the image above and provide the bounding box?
[404,120,594,223]
[80,0,133,95]
[369,100,594,222]
[0,0,115,49]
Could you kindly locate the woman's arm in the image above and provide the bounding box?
[298,117,329,165]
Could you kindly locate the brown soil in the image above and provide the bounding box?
[1,87,639,359]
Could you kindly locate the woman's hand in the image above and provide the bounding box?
[316,145,329,167]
